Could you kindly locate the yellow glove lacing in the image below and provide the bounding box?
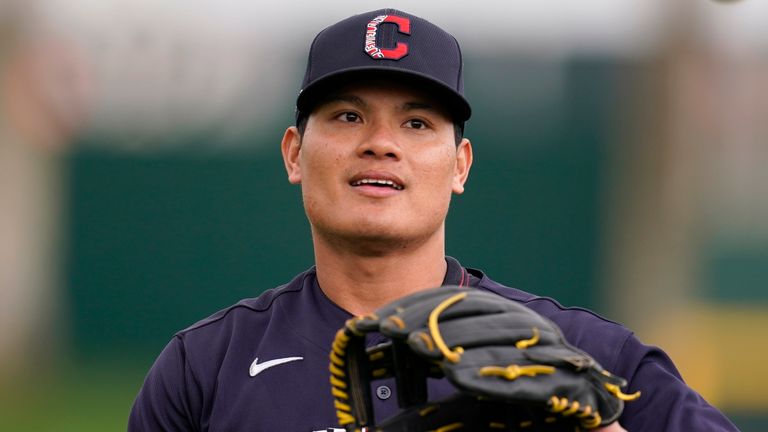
[330,316,378,427]
[604,382,641,401]
[548,381,640,430]
[428,292,468,363]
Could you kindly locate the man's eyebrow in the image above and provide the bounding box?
[401,101,435,112]
[321,94,366,108]
[317,95,442,114]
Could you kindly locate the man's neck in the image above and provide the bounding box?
[312,232,448,316]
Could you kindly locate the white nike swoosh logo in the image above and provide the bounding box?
[249,356,303,377]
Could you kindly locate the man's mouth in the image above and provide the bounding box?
[350,178,405,190]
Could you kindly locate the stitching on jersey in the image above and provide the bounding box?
[609,331,635,377]
[176,271,314,336]
[520,296,628,327]
[276,298,333,353]
[173,334,203,432]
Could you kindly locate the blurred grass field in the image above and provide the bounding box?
[1,358,148,432]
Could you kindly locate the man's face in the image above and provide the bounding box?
[281,80,472,252]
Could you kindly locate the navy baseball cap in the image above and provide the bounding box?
[296,8,471,125]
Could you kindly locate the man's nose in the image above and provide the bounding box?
[356,121,402,160]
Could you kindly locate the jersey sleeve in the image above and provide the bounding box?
[517,296,739,431]
[128,336,201,432]
[614,334,739,431]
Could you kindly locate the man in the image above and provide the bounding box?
[129,9,738,431]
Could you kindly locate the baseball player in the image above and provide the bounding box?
[129,9,738,431]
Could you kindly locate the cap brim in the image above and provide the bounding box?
[296,67,471,123]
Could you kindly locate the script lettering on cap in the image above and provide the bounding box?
[364,15,410,60]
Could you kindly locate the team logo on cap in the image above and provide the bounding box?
[364,15,410,60]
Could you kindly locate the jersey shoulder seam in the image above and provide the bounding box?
[520,296,626,327]
[609,329,636,373]
[175,271,313,336]
[476,273,627,327]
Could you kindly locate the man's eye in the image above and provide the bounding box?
[405,119,427,129]
[337,112,361,123]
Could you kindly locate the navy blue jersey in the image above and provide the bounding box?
[129,257,738,431]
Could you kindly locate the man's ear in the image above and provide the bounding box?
[281,126,302,184]
[452,138,473,194]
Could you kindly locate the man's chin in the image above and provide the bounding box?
[314,226,434,257]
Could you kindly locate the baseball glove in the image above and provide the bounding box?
[329,286,640,431]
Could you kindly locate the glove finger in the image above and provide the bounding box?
[583,368,630,425]
[522,345,598,371]
[405,313,563,360]
[444,346,582,398]
[380,289,546,337]
[444,347,625,427]
[378,285,469,317]
[355,286,469,332]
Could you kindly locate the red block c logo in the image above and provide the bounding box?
[364,15,411,60]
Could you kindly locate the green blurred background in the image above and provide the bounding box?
[2,1,767,431]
